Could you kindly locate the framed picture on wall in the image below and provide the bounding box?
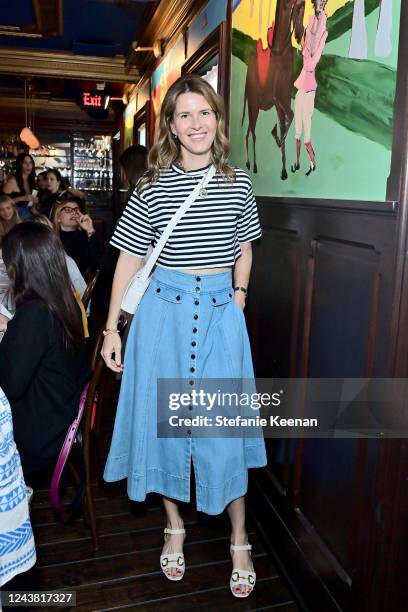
[133,101,151,150]
[150,36,186,143]
[230,0,402,205]
[182,22,231,131]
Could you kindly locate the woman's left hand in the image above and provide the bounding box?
[78,214,95,236]
[234,292,246,310]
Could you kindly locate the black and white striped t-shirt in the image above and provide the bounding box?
[110,164,261,268]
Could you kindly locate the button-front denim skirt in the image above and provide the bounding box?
[104,266,267,515]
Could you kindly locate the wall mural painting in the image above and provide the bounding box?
[151,37,185,141]
[231,0,401,201]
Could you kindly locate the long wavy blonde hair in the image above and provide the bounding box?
[139,74,235,191]
[0,195,20,240]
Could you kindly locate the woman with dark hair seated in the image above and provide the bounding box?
[36,170,48,194]
[0,223,89,475]
[38,169,67,218]
[1,153,39,220]
[52,194,102,276]
[38,169,85,218]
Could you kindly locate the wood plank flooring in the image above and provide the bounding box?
[14,482,299,611]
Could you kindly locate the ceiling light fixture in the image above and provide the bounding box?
[20,79,40,150]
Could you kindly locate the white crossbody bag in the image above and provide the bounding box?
[121,164,216,315]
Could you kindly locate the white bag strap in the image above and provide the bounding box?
[139,164,216,280]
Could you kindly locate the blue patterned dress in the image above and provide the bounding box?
[0,387,36,586]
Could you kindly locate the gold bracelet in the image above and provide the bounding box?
[102,329,119,337]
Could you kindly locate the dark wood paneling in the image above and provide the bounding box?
[307,239,380,377]
[249,228,302,378]
[247,199,401,611]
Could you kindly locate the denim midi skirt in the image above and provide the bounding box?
[104,266,267,515]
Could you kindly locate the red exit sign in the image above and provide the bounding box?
[81,90,106,109]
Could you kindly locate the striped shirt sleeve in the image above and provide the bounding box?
[110,189,154,257]
[237,180,262,243]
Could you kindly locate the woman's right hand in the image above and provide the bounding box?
[0,313,8,332]
[101,333,123,372]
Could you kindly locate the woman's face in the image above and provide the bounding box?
[314,0,327,15]
[58,202,80,230]
[36,174,47,191]
[170,92,217,166]
[46,173,61,193]
[21,156,34,175]
[0,202,14,222]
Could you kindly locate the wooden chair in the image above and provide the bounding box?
[50,355,106,551]
[81,356,105,550]
[82,268,100,311]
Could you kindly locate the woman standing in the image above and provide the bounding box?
[101,75,266,598]
[1,153,38,220]
[291,0,328,176]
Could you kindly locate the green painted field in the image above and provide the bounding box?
[230,55,392,201]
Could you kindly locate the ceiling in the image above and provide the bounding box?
[0,0,207,133]
[0,0,160,130]
[0,0,158,57]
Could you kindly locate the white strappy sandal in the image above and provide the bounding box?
[160,527,186,581]
[230,543,256,598]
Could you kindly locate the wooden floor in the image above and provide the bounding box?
[8,373,300,611]
[17,483,300,611]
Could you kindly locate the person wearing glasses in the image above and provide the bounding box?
[38,169,85,219]
[52,195,102,276]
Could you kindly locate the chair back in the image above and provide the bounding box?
[82,269,100,310]
[50,383,89,516]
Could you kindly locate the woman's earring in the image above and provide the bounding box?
[172,132,178,139]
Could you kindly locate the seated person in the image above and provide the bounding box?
[36,170,48,194]
[38,169,85,218]
[0,194,21,240]
[30,214,87,298]
[1,153,39,220]
[0,386,36,586]
[37,169,67,218]
[0,223,89,475]
[52,195,102,276]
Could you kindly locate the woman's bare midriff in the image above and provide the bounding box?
[177,267,232,275]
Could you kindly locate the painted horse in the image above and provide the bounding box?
[242,0,305,180]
